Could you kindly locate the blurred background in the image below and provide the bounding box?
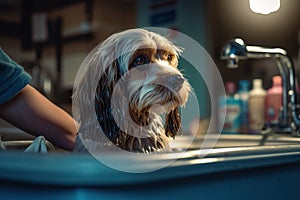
[0,0,299,118]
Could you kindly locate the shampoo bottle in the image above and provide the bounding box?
[265,76,283,123]
[237,80,250,133]
[219,82,242,134]
[249,79,267,133]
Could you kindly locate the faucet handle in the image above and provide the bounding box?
[220,38,248,68]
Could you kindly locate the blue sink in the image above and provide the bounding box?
[1,131,300,199]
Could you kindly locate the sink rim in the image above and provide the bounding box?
[1,142,300,186]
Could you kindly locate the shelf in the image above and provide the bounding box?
[33,32,93,48]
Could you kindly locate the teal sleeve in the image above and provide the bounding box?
[0,48,32,104]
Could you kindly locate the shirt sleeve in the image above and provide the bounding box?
[0,48,32,104]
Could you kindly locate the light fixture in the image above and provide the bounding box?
[249,0,280,15]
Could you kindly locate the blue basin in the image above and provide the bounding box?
[1,138,300,199]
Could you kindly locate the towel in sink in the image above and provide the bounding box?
[24,136,48,154]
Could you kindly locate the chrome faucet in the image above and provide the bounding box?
[220,38,300,134]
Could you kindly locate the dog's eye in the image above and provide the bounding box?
[132,55,149,67]
[167,54,173,62]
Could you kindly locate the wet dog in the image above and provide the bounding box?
[73,28,191,153]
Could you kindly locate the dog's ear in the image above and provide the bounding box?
[95,60,122,142]
[165,107,182,138]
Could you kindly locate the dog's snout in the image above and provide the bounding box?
[167,75,185,91]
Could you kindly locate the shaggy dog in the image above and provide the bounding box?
[73,28,191,153]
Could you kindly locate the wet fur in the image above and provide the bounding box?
[73,28,191,153]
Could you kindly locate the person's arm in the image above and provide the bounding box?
[0,85,77,150]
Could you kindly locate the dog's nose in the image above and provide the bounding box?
[166,75,185,91]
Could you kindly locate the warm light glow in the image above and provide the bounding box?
[249,0,280,14]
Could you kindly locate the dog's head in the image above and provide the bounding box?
[73,28,191,152]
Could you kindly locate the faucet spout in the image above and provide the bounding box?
[221,38,300,134]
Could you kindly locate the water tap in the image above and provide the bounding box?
[220,38,300,134]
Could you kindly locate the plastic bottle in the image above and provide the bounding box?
[265,76,283,123]
[219,82,242,134]
[237,80,250,133]
[248,79,267,133]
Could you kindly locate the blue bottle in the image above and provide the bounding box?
[237,80,250,133]
[219,82,242,134]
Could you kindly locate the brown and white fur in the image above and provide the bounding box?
[73,28,191,153]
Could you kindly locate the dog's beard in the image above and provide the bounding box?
[131,84,179,111]
[127,84,178,130]
[129,82,188,139]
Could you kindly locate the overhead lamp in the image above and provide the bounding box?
[249,0,280,15]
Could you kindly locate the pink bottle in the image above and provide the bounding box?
[265,76,283,123]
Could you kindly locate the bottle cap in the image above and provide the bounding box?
[239,80,250,91]
[253,79,263,89]
[225,82,236,95]
[272,76,282,86]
